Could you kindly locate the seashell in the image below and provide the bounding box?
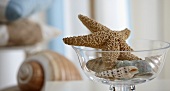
[17,50,82,91]
[86,57,146,73]
[18,61,44,91]
[116,60,154,78]
[145,55,162,73]
[0,19,59,47]
[86,57,107,72]
[86,56,159,78]
[134,72,153,78]
[115,60,152,75]
[95,66,139,80]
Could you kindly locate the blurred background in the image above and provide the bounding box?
[0,0,170,90]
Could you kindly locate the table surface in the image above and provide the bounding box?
[1,79,170,91]
[46,79,170,91]
[1,86,20,91]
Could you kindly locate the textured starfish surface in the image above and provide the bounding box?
[63,14,141,71]
[78,14,130,40]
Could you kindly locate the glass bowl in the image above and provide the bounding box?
[72,39,170,91]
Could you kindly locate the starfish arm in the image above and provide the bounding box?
[118,42,141,60]
[78,14,111,33]
[78,14,131,40]
[101,39,120,70]
[119,28,131,40]
[63,31,109,48]
[119,41,133,51]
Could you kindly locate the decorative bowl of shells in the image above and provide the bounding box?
[72,39,170,91]
[63,14,170,91]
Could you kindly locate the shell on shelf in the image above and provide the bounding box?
[17,50,82,91]
[0,19,59,47]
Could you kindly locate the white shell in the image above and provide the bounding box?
[145,55,162,73]
[95,66,139,79]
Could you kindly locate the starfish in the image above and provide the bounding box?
[78,14,130,40]
[63,14,141,71]
[78,14,141,59]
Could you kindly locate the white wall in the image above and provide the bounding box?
[163,0,170,79]
[130,0,163,40]
[0,50,26,89]
[95,0,129,30]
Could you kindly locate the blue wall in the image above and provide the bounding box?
[46,0,65,55]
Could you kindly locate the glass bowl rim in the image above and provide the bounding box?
[72,39,170,52]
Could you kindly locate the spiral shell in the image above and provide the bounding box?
[18,61,44,91]
[95,66,139,79]
[86,57,106,72]
[145,55,162,73]
[17,50,82,91]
